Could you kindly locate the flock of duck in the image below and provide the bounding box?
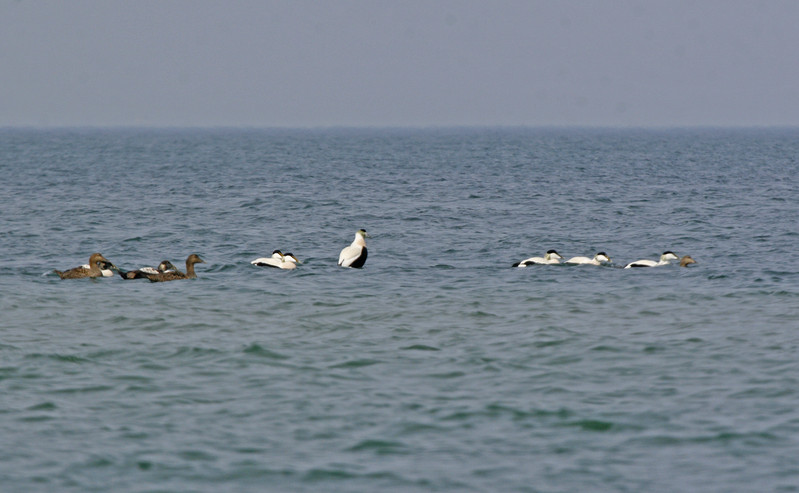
[53,228,696,281]
[53,229,371,281]
[513,250,696,268]
[54,253,206,281]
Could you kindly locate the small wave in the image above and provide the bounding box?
[590,345,622,352]
[178,450,217,462]
[211,263,242,272]
[535,339,570,348]
[347,439,409,454]
[563,419,615,431]
[629,430,781,447]
[51,384,115,394]
[329,359,380,369]
[397,422,447,434]
[19,415,56,423]
[400,344,440,351]
[242,343,289,360]
[427,371,466,379]
[467,310,498,318]
[25,353,92,364]
[26,401,57,411]
[303,468,357,481]
[167,346,224,360]
[484,403,540,420]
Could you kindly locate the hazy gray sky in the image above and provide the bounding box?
[2,1,797,127]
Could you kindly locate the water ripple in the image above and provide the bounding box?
[2,128,799,493]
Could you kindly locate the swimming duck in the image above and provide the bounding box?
[80,260,117,277]
[565,252,611,265]
[280,252,300,270]
[623,251,680,269]
[251,250,300,270]
[54,253,115,279]
[679,255,697,267]
[338,229,369,268]
[144,254,205,282]
[513,250,563,267]
[119,260,178,280]
[251,250,285,268]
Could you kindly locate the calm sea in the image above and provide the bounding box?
[1,127,798,492]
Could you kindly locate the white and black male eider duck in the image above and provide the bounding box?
[119,260,178,280]
[513,250,563,267]
[280,253,300,270]
[54,253,116,279]
[623,251,680,269]
[251,250,300,270]
[565,252,612,265]
[679,255,697,267]
[80,260,117,277]
[338,229,369,268]
[144,254,205,282]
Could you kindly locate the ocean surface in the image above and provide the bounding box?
[1,127,798,492]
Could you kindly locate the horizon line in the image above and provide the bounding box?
[3,123,799,132]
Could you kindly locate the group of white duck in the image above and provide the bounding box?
[513,250,696,268]
[54,228,696,281]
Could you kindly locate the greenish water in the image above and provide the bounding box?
[1,127,798,492]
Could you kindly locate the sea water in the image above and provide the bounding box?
[1,127,798,492]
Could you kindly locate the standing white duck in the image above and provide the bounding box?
[338,229,369,268]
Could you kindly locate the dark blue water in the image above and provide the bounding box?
[1,127,798,492]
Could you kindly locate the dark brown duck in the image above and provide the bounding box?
[54,253,115,279]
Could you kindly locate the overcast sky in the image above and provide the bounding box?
[1,1,797,127]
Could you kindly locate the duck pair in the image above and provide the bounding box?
[250,229,370,270]
[514,250,610,267]
[56,254,205,282]
[250,250,300,270]
[623,251,696,268]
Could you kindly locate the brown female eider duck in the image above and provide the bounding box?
[338,229,368,268]
[679,255,697,267]
[119,260,178,280]
[54,253,115,279]
[144,254,205,282]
